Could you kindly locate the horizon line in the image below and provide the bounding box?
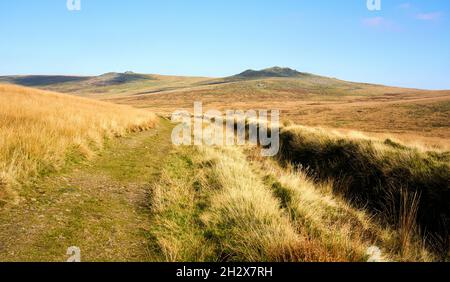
[0,68,448,92]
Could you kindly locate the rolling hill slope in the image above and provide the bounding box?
[0,72,210,97]
[0,84,157,203]
[2,67,449,146]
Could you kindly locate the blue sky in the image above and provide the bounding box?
[0,0,449,89]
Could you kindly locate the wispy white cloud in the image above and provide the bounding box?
[397,4,444,23]
[416,12,443,21]
[362,17,401,31]
[362,17,386,27]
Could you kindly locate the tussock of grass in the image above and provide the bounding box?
[278,125,450,256]
[199,146,304,262]
[263,172,372,261]
[0,84,156,203]
[149,147,216,262]
[248,150,433,261]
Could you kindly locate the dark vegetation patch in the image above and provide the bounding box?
[277,128,450,257]
[0,75,91,86]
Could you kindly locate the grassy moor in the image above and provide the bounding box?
[1,1,449,267]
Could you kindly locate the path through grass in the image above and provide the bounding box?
[0,118,173,261]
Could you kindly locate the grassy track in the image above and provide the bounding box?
[0,118,173,262]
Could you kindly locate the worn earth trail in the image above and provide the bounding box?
[0,119,173,262]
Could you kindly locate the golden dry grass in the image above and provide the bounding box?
[0,84,157,203]
[277,124,449,257]
[149,147,217,262]
[199,146,304,262]
[149,142,434,262]
[248,149,434,261]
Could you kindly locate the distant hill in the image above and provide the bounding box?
[86,72,152,87]
[0,72,153,88]
[197,66,337,86]
[233,67,309,79]
[0,67,349,90]
[0,75,91,86]
[0,67,433,98]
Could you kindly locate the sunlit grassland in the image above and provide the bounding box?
[0,84,157,204]
[277,124,449,257]
[148,139,437,261]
